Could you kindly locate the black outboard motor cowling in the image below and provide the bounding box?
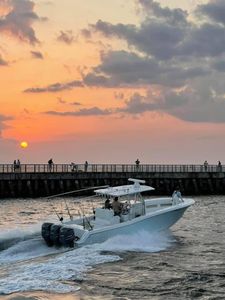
[50,224,62,246]
[59,227,75,247]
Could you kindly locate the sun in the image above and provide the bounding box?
[20,141,28,148]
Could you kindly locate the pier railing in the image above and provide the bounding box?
[0,164,223,173]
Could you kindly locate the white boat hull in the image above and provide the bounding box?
[76,199,193,246]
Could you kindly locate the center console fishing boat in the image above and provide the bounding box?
[41,178,195,247]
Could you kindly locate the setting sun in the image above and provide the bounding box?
[20,141,28,148]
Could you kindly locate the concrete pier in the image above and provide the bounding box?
[0,163,225,198]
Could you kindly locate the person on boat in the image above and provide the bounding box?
[104,198,112,210]
[112,196,122,216]
[172,188,183,204]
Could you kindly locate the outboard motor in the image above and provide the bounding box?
[41,222,54,246]
[59,227,75,248]
[50,224,62,246]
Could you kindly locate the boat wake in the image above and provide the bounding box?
[0,230,175,295]
[0,224,42,251]
[100,230,175,253]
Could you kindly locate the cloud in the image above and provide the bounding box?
[86,18,187,60]
[212,60,225,72]
[30,50,44,59]
[118,86,225,123]
[57,97,81,106]
[138,0,188,25]
[30,51,44,59]
[44,107,112,116]
[70,102,81,106]
[0,0,45,44]
[24,80,83,93]
[77,0,225,124]
[0,54,8,66]
[57,30,76,44]
[196,0,225,25]
[83,50,208,88]
[85,1,225,61]
[0,114,13,137]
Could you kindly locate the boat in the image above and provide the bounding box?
[41,178,195,247]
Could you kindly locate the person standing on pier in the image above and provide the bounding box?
[217,160,222,172]
[13,160,17,171]
[48,158,53,171]
[84,161,88,172]
[17,159,21,171]
[203,160,208,171]
[135,158,140,171]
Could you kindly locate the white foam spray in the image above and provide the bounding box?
[0,230,174,295]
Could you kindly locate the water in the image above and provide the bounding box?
[0,196,224,299]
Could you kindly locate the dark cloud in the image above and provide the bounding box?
[24,80,83,93]
[212,60,225,72]
[86,18,187,60]
[77,0,225,124]
[57,30,76,44]
[197,0,225,25]
[83,50,208,88]
[0,0,45,44]
[44,107,112,116]
[85,1,225,60]
[118,87,225,123]
[138,0,188,25]
[30,50,44,59]
[179,23,225,58]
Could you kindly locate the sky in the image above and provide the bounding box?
[1,0,225,164]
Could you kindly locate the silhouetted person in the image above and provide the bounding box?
[112,196,122,216]
[172,188,183,204]
[13,160,17,171]
[104,198,112,210]
[48,158,53,171]
[218,160,222,172]
[204,160,208,171]
[135,158,140,171]
[70,162,77,172]
[17,159,21,171]
[84,161,88,172]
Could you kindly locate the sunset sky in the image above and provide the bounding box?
[1,0,225,164]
